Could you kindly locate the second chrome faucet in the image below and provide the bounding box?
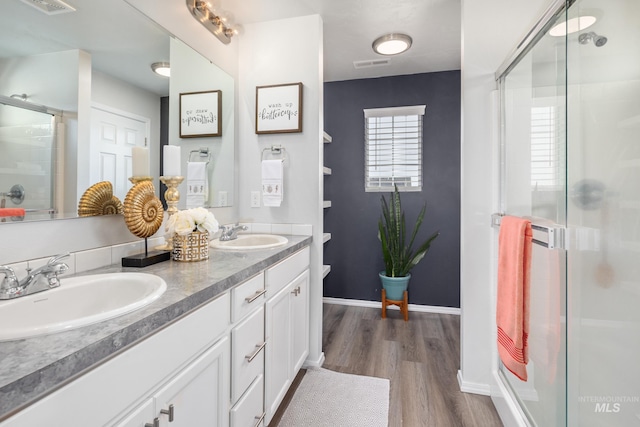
[219,224,248,241]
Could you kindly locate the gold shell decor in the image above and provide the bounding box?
[123,181,164,238]
[78,181,123,217]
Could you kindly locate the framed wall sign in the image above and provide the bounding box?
[255,82,303,134]
[180,90,222,138]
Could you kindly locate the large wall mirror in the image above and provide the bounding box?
[0,0,234,224]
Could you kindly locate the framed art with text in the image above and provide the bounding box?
[180,90,222,138]
[255,82,303,134]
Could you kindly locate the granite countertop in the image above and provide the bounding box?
[0,235,311,420]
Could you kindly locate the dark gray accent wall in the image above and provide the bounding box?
[323,71,461,307]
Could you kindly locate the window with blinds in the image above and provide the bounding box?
[364,105,425,192]
[530,105,564,190]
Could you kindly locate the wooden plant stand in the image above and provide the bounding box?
[381,289,409,321]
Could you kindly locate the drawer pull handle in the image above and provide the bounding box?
[253,412,266,427]
[291,286,301,296]
[160,404,175,422]
[245,289,267,303]
[145,418,159,427]
[245,342,266,363]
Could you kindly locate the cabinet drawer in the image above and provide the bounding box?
[230,375,265,427]
[231,306,265,403]
[265,247,310,296]
[231,272,265,323]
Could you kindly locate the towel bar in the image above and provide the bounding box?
[491,213,565,250]
[261,145,286,161]
[188,148,211,164]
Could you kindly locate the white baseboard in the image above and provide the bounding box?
[323,297,461,316]
[303,352,325,368]
[457,370,491,395]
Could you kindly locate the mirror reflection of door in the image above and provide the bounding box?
[89,105,150,202]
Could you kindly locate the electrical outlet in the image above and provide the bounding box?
[251,191,260,208]
[218,191,227,206]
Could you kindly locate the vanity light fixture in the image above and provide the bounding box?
[549,15,597,36]
[372,33,413,56]
[151,62,171,77]
[186,0,237,45]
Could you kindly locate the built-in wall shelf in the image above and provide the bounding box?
[323,131,332,144]
[323,131,332,286]
[322,264,331,278]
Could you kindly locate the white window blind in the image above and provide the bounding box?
[364,105,425,192]
[530,105,564,190]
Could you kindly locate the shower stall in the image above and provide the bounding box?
[0,95,60,219]
[495,0,640,425]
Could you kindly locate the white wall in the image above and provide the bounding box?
[459,0,550,406]
[0,50,80,112]
[237,14,324,364]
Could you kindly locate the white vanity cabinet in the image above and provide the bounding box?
[0,293,231,427]
[0,244,311,427]
[264,247,310,425]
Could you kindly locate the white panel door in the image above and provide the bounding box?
[290,270,309,375]
[153,336,230,427]
[90,106,148,202]
[264,285,292,425]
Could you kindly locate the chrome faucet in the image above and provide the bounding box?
[0,253,69,299]
[219,223,248,241]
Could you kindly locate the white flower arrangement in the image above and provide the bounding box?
[166,207,219,237]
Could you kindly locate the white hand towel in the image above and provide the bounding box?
[186,162,207,208]
[262,159,283,207]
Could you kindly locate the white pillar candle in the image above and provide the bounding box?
[163,145,181,176]
[132,146,150,177]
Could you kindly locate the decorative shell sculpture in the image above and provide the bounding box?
[78,181,123,217]
[123,181,164,238]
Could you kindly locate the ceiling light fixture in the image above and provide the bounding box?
[151,62,171,77]
[186,0,236,45]
[549,15,597,37]
[372,33,412,56]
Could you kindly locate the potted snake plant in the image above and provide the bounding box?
[378,186,439,300]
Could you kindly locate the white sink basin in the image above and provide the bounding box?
[210,234,288,250]
[0,273,167,341]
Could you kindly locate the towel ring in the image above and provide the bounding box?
[261,145,287,162]
[189,148,212,164]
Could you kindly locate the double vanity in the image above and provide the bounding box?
[0,234,311,427]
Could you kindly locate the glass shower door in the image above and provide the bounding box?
[499,6,568,426]
[566,0,640,425]
[0,103,56,217]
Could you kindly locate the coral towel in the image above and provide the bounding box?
[497,216,532,381]
[0,208,25,217]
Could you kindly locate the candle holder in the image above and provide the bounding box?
[129,176,153,185]
[159,176,185,215]
[156,175,185,251]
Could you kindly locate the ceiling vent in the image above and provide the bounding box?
[353,59,391,69]
[20,0,76,15]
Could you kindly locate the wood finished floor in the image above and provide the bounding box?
[273,304,503,427]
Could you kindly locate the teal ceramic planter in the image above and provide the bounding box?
[379,272,411,301]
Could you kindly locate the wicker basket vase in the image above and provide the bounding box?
[172,230,209,262]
